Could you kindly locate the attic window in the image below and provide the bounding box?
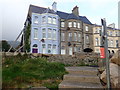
[34,16,38,24]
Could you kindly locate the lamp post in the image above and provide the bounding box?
[100,18,111,89]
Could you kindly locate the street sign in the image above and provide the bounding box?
[100,47,105,58]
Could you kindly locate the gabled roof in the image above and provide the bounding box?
[29,4,92,25]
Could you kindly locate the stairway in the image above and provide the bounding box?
[59,66,103,89]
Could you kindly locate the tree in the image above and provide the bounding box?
[1,40,11,52]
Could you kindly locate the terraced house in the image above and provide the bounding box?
[23,2,93,55]
[93,24,120,54]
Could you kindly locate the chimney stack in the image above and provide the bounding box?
[52,2,57,12]
[72,6,79,16]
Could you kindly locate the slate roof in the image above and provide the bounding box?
[29,4,92,25]
[93,24,120,30]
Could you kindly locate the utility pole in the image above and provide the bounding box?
[100,18,111,89]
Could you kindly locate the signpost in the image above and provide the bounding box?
[100,18,111,89]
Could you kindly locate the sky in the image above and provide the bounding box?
[0,0,119,41]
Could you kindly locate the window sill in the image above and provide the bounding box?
[34,38,38,40]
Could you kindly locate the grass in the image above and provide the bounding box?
[2,54,67,89]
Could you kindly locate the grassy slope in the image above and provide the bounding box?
[2,54,67,89]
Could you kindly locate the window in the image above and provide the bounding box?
[61,32,65,41]
[95,28,100,33]
[115,31,118,36]
[34,28,38,39]
[48,28,52,39]
[74,47,77,52]
[116,40,119,48]
[42,44,46,54]
[34,16,38,24]
[61,46,65,54]
[68,32,72,41]
[78,33,81,42]
[53,29,57,40]
[111,40,113,47]
[42,28,46,39]
[73,22,77,27]
[86,35,89,44]
[95,38,99,46]
[33,44,38,48]
[42,16,46,24]
[48,44,52,54]
[78,23,80,28]
[53,45,56,54]
[53,17,56,24]
[74,32,77,41]
[61,22,65,27]
[86,26,88,31]
[69,47,72,55]
[110,31,112,36]
[68,22,72,27]
[77,47,80,52]
[48,17,52,23]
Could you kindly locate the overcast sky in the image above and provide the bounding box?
[1,0,119,41]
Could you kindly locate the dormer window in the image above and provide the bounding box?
[68,22,72,27]
[53,17,56,24]
[42,16,46,24]
[34,16,38,24]
[48,17,52,24]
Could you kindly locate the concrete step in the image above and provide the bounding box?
[59,81,103,89]
[63,74,100,84]
[65,66,98,75]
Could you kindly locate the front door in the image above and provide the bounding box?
[32,48,38,53]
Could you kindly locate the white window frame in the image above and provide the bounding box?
[61,22,65,27]
[74,32,77,41]
[42,44,46,54]
[34,16,39,24]
[53,17,56,24]
[69,47,72,55]
[61,32,65,41]
[48,28,52,39]
[34,28,38,39]
[68,22,72,27]
[86,35,89,44]
[73,21,77,28]
[68,32,72,41]
[61,46,65,55]
[48,17,52,24]
[42,28,46,39]
[95,37,99,46]
[53,29,57,40]
[42,16,46,24]
[86,26,89,31]
[78,33,81,42]
[53,45,57,54]
[78,22,80,28]
[48,44,52,54]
